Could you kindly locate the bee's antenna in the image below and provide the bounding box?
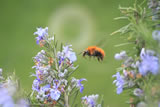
[78,51,83,55]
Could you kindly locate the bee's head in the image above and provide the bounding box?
[82,51,86,57]
[83,50,89,57]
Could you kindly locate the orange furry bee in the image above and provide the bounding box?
[83,46,105,61]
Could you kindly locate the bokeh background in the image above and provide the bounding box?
[0,0,134,106]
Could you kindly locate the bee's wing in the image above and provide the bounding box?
[94,32,113,48]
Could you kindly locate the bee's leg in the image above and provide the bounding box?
[100,56,103,61]
[89,56,92,61]
[97,57,100,61]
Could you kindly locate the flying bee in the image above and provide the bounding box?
[83,46,105,61]
[81,33,109,61]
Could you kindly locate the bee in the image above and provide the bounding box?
[83,46,105,61]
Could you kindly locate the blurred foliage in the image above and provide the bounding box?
[0,0,134,106]
[112,0,160,106]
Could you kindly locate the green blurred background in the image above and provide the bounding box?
[0,0,134,106]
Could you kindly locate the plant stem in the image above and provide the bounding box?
[71,90,79,107]
[64,91,69,107]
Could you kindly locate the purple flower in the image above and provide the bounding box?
[57,51,65,66]
[112,72,124,94]
[32,79,40,92]
[81,94,99,107]
[0,88,14,107]
[32,50,47,71]
[133,88,143,97]
[41,84,50,91]
[50,80,61,101]
[53,80,61,89]
[159,102,160,107]
[36,84,51,100]
[16,99,29,107]
[68,52,77,62]
[34,27,48,44]
[34,70,42,80]
[152,30,160,42]
[58,57,64,66]
[139,48,159,76]
[63,45,77,62]
[77,78,87,93]
[50,89,61,101]
[57,45,77,64]
[114,51,127,60]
